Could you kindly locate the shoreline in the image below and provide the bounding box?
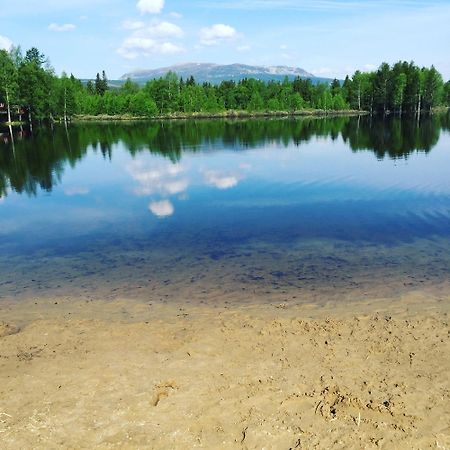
[1,291,449,449]
[2,107,448,126]
[72,109,368,122]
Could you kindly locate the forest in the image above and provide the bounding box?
[1,46,450,121]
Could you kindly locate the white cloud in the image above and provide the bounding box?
[149,200,174,217]
[118,20,184,59]
[0,35,13,50]
[137,0,164,14]
[48,23,76,32]
[118,36,183,59]
[137,21,184,38]
[204,171,239,190]
[200,24,237,46]
[169,12,182,19]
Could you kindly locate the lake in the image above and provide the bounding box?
[1,114,449,306]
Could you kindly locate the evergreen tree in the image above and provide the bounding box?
[101,70,109,93]
[330,78,341,97]
[97,74,102,95]
[2,42,448,122]
[374,63,391,114]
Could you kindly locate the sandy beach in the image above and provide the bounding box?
[1,290,449,449]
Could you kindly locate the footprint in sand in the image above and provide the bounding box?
[152,381,179,406]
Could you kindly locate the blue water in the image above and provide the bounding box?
[1,116,449,303]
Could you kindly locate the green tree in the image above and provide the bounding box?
[121,78,140,95]
[95,72,108,96]
[392,72,407,115]
[18,47,54,120]
[351,71,364,110]
[56,72,76,120]
[86,80,95,95]
[330,78,341,97]
[423,66,444,113]
[248,90,264,111]
[444,81,450,106]
[331,93,348,110]
[0,50,18,123]
[374,63,391,114]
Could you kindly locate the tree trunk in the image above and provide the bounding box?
[5,88,12,124]
[64,87,67,122]
[357,82,361,111]
[28,107,33,132]
[417,93,421,118]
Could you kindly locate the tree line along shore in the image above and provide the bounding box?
[1,46,450,123]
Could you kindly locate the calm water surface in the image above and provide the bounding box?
[1,115,449,305]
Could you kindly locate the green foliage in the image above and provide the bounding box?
[95,71,108,96]
[1,45,448,122]
[342,61,446,114]
[444,81,450,106]
[0,49,19,117]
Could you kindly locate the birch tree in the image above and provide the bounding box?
[0,50,18,123]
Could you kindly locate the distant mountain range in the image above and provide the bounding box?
[120,63,330,84]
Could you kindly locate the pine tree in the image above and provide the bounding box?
[330,79,341,97]
[101,70,109,94]
[374,63,391,114]
[95,73,103,95]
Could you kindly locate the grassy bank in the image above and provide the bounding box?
[73,109,368,122]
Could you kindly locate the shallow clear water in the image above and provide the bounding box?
[1,115,449,304]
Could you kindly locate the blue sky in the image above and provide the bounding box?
[1,0,450,80]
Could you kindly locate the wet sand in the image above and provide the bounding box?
[1,290,449,449]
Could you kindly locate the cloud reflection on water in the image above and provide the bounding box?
[203,170,239,189]
[149,199,174,217]
[127,160,189,198]
[128,156,245,217]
